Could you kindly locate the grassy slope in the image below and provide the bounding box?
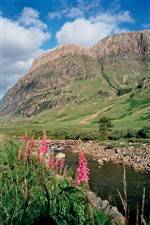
[1,80,149,136]
[1,49,150,137]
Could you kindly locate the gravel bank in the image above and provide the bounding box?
[48,140,150,172]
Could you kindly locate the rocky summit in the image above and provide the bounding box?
[1,30,150,117]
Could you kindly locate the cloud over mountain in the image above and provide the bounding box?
[56,11,134,47]
[0,7,50,97]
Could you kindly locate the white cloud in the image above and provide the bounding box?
[48,11,62,20]
[56,18,113,46]
[77,0,101,12]
[67,7,84,18]
[117,11,135,23]
[92,11,134,24]
[56,11,134,47]
[48,9,67,20]
[19,7,47,30]
[48,0,101,20]
[48,7,84,20]
[1,8,50,97]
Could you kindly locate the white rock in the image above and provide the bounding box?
[55,152,65,160]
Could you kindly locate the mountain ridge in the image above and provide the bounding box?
[1,30,150,119]
[30,30,150,73]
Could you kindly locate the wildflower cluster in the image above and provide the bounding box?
[19,132,36,161]
[37,138,49,156]
[48,157,65,175]
[19,132,90,186]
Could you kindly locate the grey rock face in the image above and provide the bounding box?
[87,191,126,225]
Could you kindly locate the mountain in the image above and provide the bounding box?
[1,30,150,130]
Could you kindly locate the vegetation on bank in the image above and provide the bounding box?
[26,124,150,144]
[1,123,149,148]
[0,137,113,225]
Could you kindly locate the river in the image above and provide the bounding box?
[66,152,150,225]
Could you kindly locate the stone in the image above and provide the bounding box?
[87,192,125,224]
[97,159,104,165]
[110,207,126,225]
[55,152,65,160]
[101,200,109,209]
[96,197,103,209]
[87,191,98,208]
[51,145,65,152]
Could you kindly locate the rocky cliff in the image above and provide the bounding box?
[92,30,150,57]
[30,44,93,73]
[1,30,150,117]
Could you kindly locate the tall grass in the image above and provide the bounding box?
[0,139,112,225]
[118,166,148,225]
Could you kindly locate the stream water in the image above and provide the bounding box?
[66,152,150,225]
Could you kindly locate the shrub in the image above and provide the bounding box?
[125,129,137,138]
[49,129,98,141]
[98,117,113,140]
[109,130,124,140]
[31,129,43,138]
[109,129,139,140]
[137,126,150,138]
[117,87,132,96]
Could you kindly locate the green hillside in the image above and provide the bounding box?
[1,80,149,138]
[1,31,150,138]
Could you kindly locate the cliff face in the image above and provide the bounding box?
[92,30,150,58]
[30,44,93,73]
[31,30,150,72]
[1,30,150,117]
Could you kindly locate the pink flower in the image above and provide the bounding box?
[54,159,59,170]
[21,131,29,143]
[48,158,65,175]
[76,151,90,185]
[48,158,55,169]
[60,159,65,170]
[31,136,36,148]
[24,141,30,161]
[37,138,49,156]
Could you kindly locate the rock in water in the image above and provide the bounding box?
[55,152,65,160]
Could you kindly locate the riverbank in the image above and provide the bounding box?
[1,138,127,225]
[48,140,150,172]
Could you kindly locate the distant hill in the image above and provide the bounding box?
[1,30,150,131]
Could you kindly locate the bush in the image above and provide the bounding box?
[117,87,132,96]
[31,129,43,138]
[98,117,113,140]
[31,128,99,141]
[125,129,137,138]
[109,129,138,140]
[109,127,150,141]
[109,130,125,140]
[137,126,150,138]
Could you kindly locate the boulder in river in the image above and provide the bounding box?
[51,145,65,152]
[55,152,66,160]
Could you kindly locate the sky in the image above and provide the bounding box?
[0,0,150,98]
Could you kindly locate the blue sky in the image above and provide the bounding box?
[0,0,150,97]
